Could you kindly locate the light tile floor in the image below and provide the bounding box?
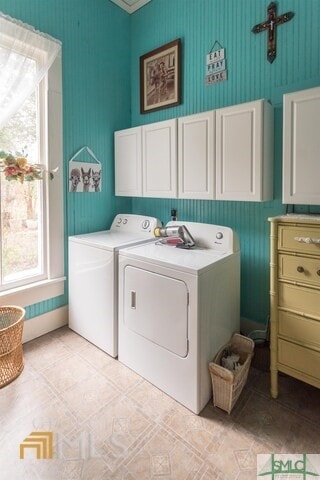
[0,327,319,479]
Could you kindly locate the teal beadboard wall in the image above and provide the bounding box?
[129,0,320,325]
[0,0,132,319]
[0,0,320,326]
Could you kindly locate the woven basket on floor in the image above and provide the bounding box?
[209,333,254,414]
[0,305,25,388]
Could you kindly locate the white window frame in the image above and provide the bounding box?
[0,55,65,307]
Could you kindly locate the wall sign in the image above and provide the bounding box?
[68,146,102,193]
[206,41,227,86]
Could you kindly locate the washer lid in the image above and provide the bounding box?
[68,214,161,251]
[68,230,156,251]
[119,241,230,274]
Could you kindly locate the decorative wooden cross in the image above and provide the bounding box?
[252,2,294,63]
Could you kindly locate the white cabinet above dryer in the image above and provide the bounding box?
[283,86,320,205]
[216,99,274,202]
[178,110,215,200]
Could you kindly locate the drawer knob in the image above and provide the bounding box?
[297,266,304,273]
[317,270,320,277]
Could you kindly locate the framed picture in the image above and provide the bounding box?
[140,38,181,114]
[69,161,102,193]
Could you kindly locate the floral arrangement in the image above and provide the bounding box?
[0,150,57,183]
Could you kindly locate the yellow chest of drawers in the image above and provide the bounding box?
[269,215,320,398]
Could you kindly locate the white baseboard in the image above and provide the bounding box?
[22,309,264,344]
[22,305,68,344]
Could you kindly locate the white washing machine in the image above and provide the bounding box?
[118,221,240,414]
[68,214,161,357]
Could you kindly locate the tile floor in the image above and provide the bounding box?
[0,326,319,479]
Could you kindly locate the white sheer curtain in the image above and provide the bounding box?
[0,12,61,129]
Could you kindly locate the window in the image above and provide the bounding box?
[0,55,65,307]
[1,90,44,288]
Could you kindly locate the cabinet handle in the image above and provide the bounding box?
[317,270,320,277]
[297,266,304,273]
[294,236,320,244]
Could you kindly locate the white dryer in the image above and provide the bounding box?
[118,221,240,414]
[68,214,161,357]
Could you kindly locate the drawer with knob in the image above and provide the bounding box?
[279,254,320,287]
[278,225,320,256]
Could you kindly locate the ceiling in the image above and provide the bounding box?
[110,0,151,14]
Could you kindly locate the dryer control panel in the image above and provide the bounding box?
[166,221,240,253]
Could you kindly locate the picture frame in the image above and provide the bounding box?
[140,38,181,114]
[69,161,102,193]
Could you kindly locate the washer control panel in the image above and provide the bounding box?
[111,214,161,233]
[142,219,150,230]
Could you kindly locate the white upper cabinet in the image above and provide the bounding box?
[115,119,177,198]
[216,99,274,201]
[114,126,142,196]
[178,111,215,200]
[283,86,320,205]
[142,119,177,198]
[114,99,274,201]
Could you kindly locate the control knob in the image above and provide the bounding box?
[142,220,150,229]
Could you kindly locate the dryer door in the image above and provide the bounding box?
[123,266,189,357]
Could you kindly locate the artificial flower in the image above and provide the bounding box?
[0,150,57,183]
[16,157,28,169]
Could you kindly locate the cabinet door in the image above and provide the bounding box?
[283,86,320,205]
[178,111,215,199]
[142,119,177,198]
[114,127,142,196]
[216,100,273,201]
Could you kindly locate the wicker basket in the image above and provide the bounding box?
[0,305,25,388]
[209,333,254,414]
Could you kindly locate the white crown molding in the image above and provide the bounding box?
[110,0,151,14]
